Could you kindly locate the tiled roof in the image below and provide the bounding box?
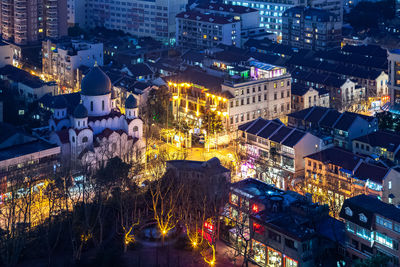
[305,147,363,172]
[269,127,293,143]
[196,3,258,14]
[281,130,306,147]
[353,130,400,152]
[353,162,390,184]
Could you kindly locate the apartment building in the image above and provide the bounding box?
[238,117,328,190]
[388,49,400,108]
[176,11,241,49]
[352,130,400,165]
[224,0,342,39]
[0,122,60,199]
[42,39,103,91]
[224,61,291,127]
[224,178,345,267]
[67,0,86,26]
[0,0,67,45]
[340,195,400,266]
[282,7,342,51]
[291,83,329,112]
[287,106,378,150]
[304,147,400,217]
[85,0,187,44]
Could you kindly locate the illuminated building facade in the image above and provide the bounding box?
[224,178,344,267]
[340,195,400,266]
[282,6,342,51]
[304,147,400,217]
[42,39,104,91]
[388,49,400,109]
[238,117,325,190]
[0,0,67,45]
[223,61,291,128]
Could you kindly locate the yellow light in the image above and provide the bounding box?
[222,112,228,116]
[38,28,43,33]
[180,83,185,87]
[206,93,210,97]
[162,230,166,235]
[173,83,177,87]
[211,95,215,98]
[203,35,207,39]
[192,242,197,247]
[173,95,179,100]
[168,82,172,86]
[196,112,199,117]
[217,96,221,101]
[217,111,221,115]
[223,98,227,102]
[210,261,215,266]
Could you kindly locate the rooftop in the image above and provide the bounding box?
[196,3,258,14]
[353,130,400,152]
[0,139,59,162]
[176,11,239,25]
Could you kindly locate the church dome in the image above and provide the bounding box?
[81,65,112,96]
[125,94,138,109]
[73,104,88,118]
[53,95,68,109]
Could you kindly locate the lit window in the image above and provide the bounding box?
[359,213,367,223]
[345,207,353,216]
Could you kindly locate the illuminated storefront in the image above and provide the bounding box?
[267,247,282,267]
[252,240,266,265]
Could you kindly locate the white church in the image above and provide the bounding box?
[49,64,144,169]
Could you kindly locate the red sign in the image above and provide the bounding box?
[252,204,259,213]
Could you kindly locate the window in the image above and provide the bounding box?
[264,94,267,100]
[90,101,93,111]
[389,181,392,189]
[281,91,284,98]
[274,83,277,88]
[394,224,400,233]
[359,213,367,223]
[285,238,296,250]
[230,193,239,205]
[274,93,277,100]
[268,230,281,243]
[253,222,265,234]
[72,136,75,142]
[345,207,353,216]
[355,143,359,148]
[376,215,392,229]
[82,136,88,143]
[133,126,139,132]
[375,232,394,249]
[102,100,105,111]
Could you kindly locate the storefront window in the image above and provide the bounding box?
[284,256,298,267]
[267,247,282,267]
[231,193,239,205]
[252,240,266,264]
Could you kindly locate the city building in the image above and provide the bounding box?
[352,130,400,165]
[0,41,13,67]
[224,0,342,40]
[0,0,68,45]
[388,49,400,111]
[42,39,104,91]
[0,65,57,102]
[223,178,345,267]
[287,106,378,149]
[223,61,291,127]
[67,0,86,27]
[48,64,144,169]
[182,3,262,48]
[238,117,329,190]
[304,147,400,217]
[166,157,231,182]
[176,11,242,49]
[85,0,187,44]
[291,83,329,112]
[282,7,342,51]
[340,194,400,266]
[0,122,60,200]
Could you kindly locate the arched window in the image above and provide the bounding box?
[102,100,105,111]
[90,101,93,111]
[133,126,138,132]
[57,111,59,117]
[82,136,88,143]
[72,136,75,142]
[129,111,131,117]
[78,121,80,127]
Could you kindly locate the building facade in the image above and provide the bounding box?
[0,0,68,45]
[85,0,187,44]
[42,39,104,91]
[340,195,400,266]
[388,49,400,108]
[176,11,241,49]
[238,117,328,190]
[48,65,144,170]
[291,84,329,112]
[304,147,400,217]
[282,6,342,51]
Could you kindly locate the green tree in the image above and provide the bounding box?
[354,253,391,267]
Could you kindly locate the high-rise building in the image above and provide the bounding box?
[85,0,187,44]
[0,0,68,45]
[282,6,342,51]
[224,0,342,40]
